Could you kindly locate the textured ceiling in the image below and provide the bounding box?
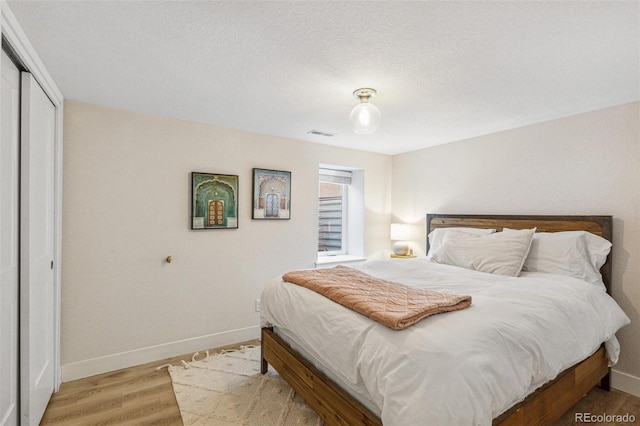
[7,1,639,155]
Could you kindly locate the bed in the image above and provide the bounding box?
[260,214,630,425]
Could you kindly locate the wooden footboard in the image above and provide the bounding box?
[494,345,609,425]
[261,327,381,426]
[261,326,609,426]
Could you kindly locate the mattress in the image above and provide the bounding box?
[261,258,630,426]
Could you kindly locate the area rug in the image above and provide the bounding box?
[162,345,323,425]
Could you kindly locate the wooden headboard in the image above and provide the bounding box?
[426,214,613,294]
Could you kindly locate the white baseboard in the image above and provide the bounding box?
[611,368,640,398]
[61,325,260,382]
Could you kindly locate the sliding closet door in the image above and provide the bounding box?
[20,72,56,425]
[0,50,20,426]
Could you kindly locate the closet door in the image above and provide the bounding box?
[20,72,56,425]
[0,49,20,426]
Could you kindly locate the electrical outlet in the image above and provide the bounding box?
[255,299,261,312]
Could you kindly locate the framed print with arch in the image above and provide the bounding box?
[191,172,239,229]
[252,168,291,220]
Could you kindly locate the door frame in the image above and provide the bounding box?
[1,3,64,391]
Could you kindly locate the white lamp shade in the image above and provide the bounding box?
[350,102,381,135]
[390,223,410,241]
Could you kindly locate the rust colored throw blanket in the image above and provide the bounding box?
[282,266,472,330]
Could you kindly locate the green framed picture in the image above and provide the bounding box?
[191,172,239,229]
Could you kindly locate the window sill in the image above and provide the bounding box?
[315,255,367,268]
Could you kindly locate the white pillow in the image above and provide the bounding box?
[431,228,535,277]
[522,231,611,287]
[427,227,495,259]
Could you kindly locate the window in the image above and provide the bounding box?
[318,179,348,254]
[318,166,363,259]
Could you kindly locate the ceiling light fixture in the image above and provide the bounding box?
[350,88,380,135]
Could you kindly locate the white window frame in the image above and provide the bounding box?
[318,181,348,257]
[317,165,365,265]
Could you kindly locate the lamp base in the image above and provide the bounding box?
[392,241,410,256]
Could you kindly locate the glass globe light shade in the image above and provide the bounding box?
[350,102,381,135]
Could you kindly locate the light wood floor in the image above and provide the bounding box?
[43,341,640,425]
[41,340,260,426]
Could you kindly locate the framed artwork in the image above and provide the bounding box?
[191,172,239,229]
[252,168,291,220]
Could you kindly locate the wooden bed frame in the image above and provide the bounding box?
[261,214,613,425]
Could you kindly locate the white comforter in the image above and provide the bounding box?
[261,258,630,426]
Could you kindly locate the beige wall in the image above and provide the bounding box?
[61,101,392,379]
[392,102,640,393]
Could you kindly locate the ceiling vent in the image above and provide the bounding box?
[307,129,336,137]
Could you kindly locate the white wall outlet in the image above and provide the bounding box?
[255,299,261,312]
